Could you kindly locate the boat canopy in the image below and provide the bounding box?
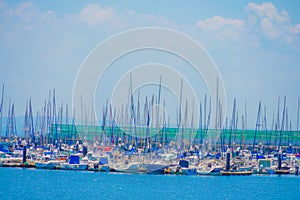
[99,157,108,165]
[69,155,80,164]
[179,160,189,168]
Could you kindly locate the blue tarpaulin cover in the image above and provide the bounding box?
[69,155,80,164]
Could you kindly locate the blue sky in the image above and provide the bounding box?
[0,0,300,130]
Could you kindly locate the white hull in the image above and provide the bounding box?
[60,163,88,170]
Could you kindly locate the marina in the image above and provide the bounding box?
[1,132,300,176]
[1,85,300,177]
[1,1,300,199]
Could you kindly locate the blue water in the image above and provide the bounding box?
[1,168,300,200]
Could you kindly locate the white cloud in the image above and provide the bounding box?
[195,16,244,39]
[245,2,289,23]
[76,3,178,30]
[195,2,300,47]
[1,1,57,25]
[138,13,178,28]
[196,16,244,31]
[245,2,299,42]
[7,1,39,22]
[260,17,280,39]
[290,23,300,34]
[78,4,115,25]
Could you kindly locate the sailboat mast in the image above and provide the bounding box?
[161,99,166,147]
[0,84,4,137]
[157,77,162,148]
[206,97,211,151]
[29,99,35,144]
[215,78,219,130]
[264,105,268,145]
[297,97,300,146]
[137,92,140,146]
[204,94,207,134]
[199,102,202,146]
[11,103,17,136]
[178,79,183,130]
[286,107,289,145]
[181,100,188,150]
[233,110,238,145]
[241,115,244,149]
[5,98,11,137]
[275,97,280,147]
[253,101,261,153]
[297,97,300,132]
[41,101,46,145]
[190,99,194,146]
[270,110,275,146]
[229,99,236,149]
[278,96,286,149]
[199,103,203,147]
[245,101,247,131]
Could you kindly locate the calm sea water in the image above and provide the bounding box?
[1,167,299,200]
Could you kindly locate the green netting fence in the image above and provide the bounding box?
[47,124,300,147]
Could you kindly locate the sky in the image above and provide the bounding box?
[0,0,300,131]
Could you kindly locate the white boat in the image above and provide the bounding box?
[196,166,216,175]
[61,163,88,170]
[256,159,276,174]
[177,159,197,175]
[88,155,111,172]
[0,151,35,167]
[196,162,223,176]
[110,162,147,173]
[59,154,88,171]
[144,163,169,174]
[35,155,61,169]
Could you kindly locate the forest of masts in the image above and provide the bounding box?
[1,82,300,151]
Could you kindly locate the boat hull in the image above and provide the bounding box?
[221,170,253,176]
